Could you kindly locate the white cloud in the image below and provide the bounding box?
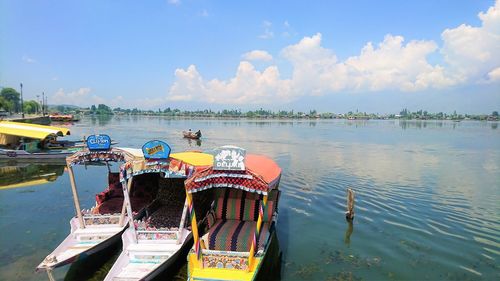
[440,0,500,83]
[52,76,59,81]
[168,0,180,5]
[52,88,105,106]
[487,67,500,81]
[165,1,500,105]
[167,63,291,104]
[259,20,274,39]
[242,50,273,61]
[22,55,36,63]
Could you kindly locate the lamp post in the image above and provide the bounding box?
[20,83,24,118]
[42,92,45,116]
[36,95,40,114]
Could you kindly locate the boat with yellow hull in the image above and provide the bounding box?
[184,146,282,281]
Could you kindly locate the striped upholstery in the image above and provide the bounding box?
[207,220,270,252]
[214,189,279,222]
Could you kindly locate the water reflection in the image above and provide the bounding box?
[90,114,113,126]
[187,138,202,147]
[344,221,354,246]
[0,163,65,190]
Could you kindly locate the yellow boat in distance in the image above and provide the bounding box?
[185,146,282,281]
[0,121,81,160]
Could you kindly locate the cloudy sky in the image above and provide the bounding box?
[1,0,499,113]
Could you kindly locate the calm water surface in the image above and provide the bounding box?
[0,116,499,280]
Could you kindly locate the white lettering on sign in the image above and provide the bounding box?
[214,147,245,171]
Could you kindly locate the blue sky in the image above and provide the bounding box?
[1,0,499,113]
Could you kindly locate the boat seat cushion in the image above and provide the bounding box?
[214,189,279,222]
[206,219,270,252]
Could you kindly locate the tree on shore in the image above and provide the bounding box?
[23,100,40,114]
[0,88,20,113]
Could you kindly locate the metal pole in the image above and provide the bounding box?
[67,164,85,228]
[20,83,24,118]
[42,92,45,116]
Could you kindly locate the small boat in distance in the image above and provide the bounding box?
[49,113,80,122]
[183,129,202,139]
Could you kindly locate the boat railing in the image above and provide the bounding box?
[136,230,179,241]
[82,213,121,226]
[198,249,250,270]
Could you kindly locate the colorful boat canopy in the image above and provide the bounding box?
[0,121,71,140]
[185,152,282,195]
[120,151,215,183]
[66,147,142,166]
[86,134,111,151]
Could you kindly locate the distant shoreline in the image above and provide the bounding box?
[87,113,499,122]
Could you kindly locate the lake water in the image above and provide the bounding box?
[0,116,499,281]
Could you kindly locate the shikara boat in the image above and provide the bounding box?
[105,143,213,281]
[104,141,213,280]
[0,121,81,160]
[185,145,282,281]
[36,135,148,279]
[183,130,202,139]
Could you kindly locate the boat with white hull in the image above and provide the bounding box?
[105,142,213,281]
[36,136,145,280]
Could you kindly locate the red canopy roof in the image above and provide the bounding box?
[185,153,281,195]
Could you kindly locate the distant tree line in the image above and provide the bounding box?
[81,105,496,121]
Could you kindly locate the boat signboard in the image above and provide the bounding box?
[86,134,111,150]
[213,145,246,171]
[142,140,171,160]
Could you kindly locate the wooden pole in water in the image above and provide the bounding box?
[67,164,84,228]
[345,188,355,221]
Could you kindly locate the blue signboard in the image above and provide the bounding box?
[142,140,171,160]
[86,134,111,150]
